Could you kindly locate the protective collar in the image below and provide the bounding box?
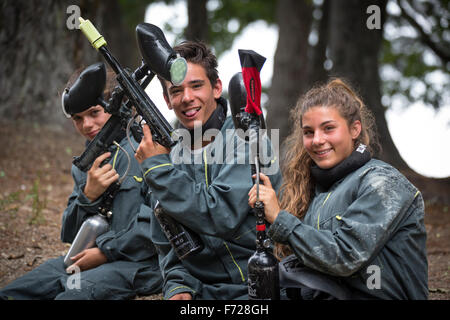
[310,144,371,190]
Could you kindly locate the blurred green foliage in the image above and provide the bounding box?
[121,0,448,111]
[381,0,449,110]
[207,0,276,57]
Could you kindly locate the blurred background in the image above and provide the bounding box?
[0,0,448,181]
[0,0,449,299]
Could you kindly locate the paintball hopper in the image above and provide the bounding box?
[136,23,187,86]
[61,62,106,118]
[228,72,265,131]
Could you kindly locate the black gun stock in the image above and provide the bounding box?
[73,114,123,172]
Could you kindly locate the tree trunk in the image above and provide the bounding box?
[0,0,142,127]
[266,0,313,143]
[97,0,144,70]
[306,0,330,88]
[327,0,410,171]
[185,0,208,42]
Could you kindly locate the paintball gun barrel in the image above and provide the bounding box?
[76,17,203,260]
[78,17,185,151]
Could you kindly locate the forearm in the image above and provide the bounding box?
[141,154,254,237]
[269,188,413,277]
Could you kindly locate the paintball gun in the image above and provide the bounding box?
[229,50,280,300]
[76,17,203,260]
[62,63,134,268]
[78,17,185,150]
[62,62,140,172]
[62,63,134,267]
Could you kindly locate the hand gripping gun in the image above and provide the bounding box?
[229,50,280,300]
[62,62,134,268]
[62,62,141,172]
[76,17,203,260]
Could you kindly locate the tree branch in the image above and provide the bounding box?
[397,0,450,64]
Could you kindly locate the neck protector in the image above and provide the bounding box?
[310,144,371,190]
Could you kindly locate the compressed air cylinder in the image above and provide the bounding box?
[154,204,204,260]
[248,247,280,300]
[63,214,109,267]
[247,202,280,300]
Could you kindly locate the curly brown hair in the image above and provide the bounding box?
[275,78,380,259]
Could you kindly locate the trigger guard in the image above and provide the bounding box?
[100,156,111,168]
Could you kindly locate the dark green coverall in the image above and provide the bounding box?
[270,159,428,299]
[141,113,282,300]
[0,136,162,300]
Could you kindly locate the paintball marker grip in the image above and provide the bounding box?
[73,114,123,172]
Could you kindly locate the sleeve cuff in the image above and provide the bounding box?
[165,285,197,300]
[141,154,173,178]
[96,234,118,262]
[75,183,103,212]
[268,210,301,243]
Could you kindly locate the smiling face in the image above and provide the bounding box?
[163,62,222,130]
[71,105,111,141]
[302,106,361,169]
